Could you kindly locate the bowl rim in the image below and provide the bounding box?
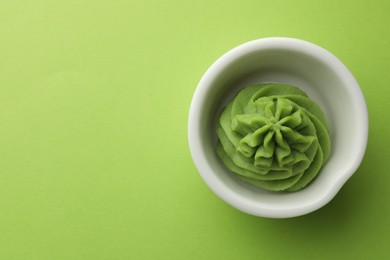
[188,37,368,218]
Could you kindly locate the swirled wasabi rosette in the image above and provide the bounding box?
[217,84,331,191]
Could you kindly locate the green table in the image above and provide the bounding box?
[0,0,388,259]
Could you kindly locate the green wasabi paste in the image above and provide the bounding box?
[216,83,331,192]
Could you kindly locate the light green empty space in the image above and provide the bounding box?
[0,0,388,259]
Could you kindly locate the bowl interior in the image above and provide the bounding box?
[195,42,365,213]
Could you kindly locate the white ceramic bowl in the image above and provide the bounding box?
[188,37,368,218]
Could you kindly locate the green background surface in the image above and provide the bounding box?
[0,0,388,259]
